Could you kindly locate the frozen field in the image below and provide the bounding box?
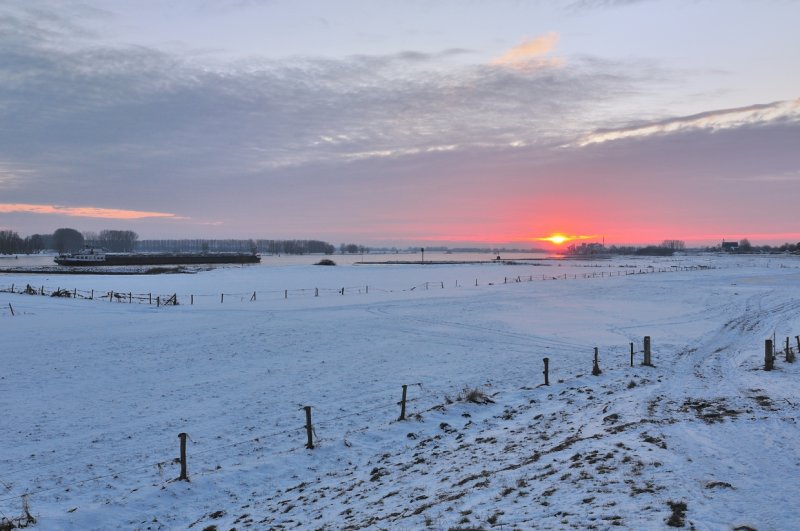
[1,254,799,530]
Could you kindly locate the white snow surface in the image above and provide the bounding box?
[1,254,799,530]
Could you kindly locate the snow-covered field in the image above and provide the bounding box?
[2,254,799,530]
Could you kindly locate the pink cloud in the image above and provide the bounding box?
[0,203,185,220]
[491,32,563,69]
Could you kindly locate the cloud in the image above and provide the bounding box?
[576,98,800,146]
[490,32,563,69]
[0,7,639,205]
[0,204,184,220]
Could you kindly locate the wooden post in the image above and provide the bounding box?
[425,282,429,290]
[795,336,800,363]
[91,289,94,300]
[157,296,160,307]
[8,303,13,316]
[221,293,224,303]
[592,347,602,376]
[73,288,77,297]
[786,337,791,362]
[765,339,774,371]
[543,357,549,386]
[304,406,314,449]
[251,291,256,302]
[366,285,369,294]
[398,384,408,421]
[441,281,444,289]
[10,284,13,293]
[191,294,194,305]
[285,290,288,299]
[315,288,319,297]
[178,432,189,481]
[643,336,652,366]
[475,278,478,286]
[149,293,152,304]
[630,342,634,367]
[129,292,132,303]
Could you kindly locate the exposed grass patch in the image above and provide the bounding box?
[666,501,687,527]
[458,387,494,404]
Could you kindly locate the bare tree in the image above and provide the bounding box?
[661,239,686,251]
[53,228,85,253]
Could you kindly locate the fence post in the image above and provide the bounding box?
[366,285,369,294]
[191,295,194,305]
[178,432,189,481]
[475,278,478,286]
[643,336,652,366]
[129,292,132,303]
[149,293,152,304]
[304,406,314,449]
[543,357,549,386]
[90,289,94,300]
[441,281,444,289]
[221,293,224,304]
[8,303,13,316]
[398,384,408,421]
[251,291,256,302]
[592,347,602,376]
[785,337,792,363]
[765,339,774,371]
[157,296,160,307]
[315,288,319,297]
[630,342,634,367]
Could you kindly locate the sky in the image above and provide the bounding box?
[1,0,799,247]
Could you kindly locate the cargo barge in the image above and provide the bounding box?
[54,249,260,266]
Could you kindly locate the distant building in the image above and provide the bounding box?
[721,240,739,252]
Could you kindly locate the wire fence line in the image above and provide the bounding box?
[0,327,685,518]
[0,265,716,310]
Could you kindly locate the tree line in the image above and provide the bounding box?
[0,229,367,255]
[137,239,338,254]
[0,230,45,254]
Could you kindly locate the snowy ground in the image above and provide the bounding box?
[1,254,799,530]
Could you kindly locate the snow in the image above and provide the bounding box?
[1,254,799,529]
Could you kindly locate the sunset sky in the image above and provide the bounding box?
[1,0,798,247]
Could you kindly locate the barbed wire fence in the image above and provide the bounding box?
[0,264,717,313]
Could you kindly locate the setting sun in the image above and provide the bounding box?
[543,234,570,245]
[531,234,597,246]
